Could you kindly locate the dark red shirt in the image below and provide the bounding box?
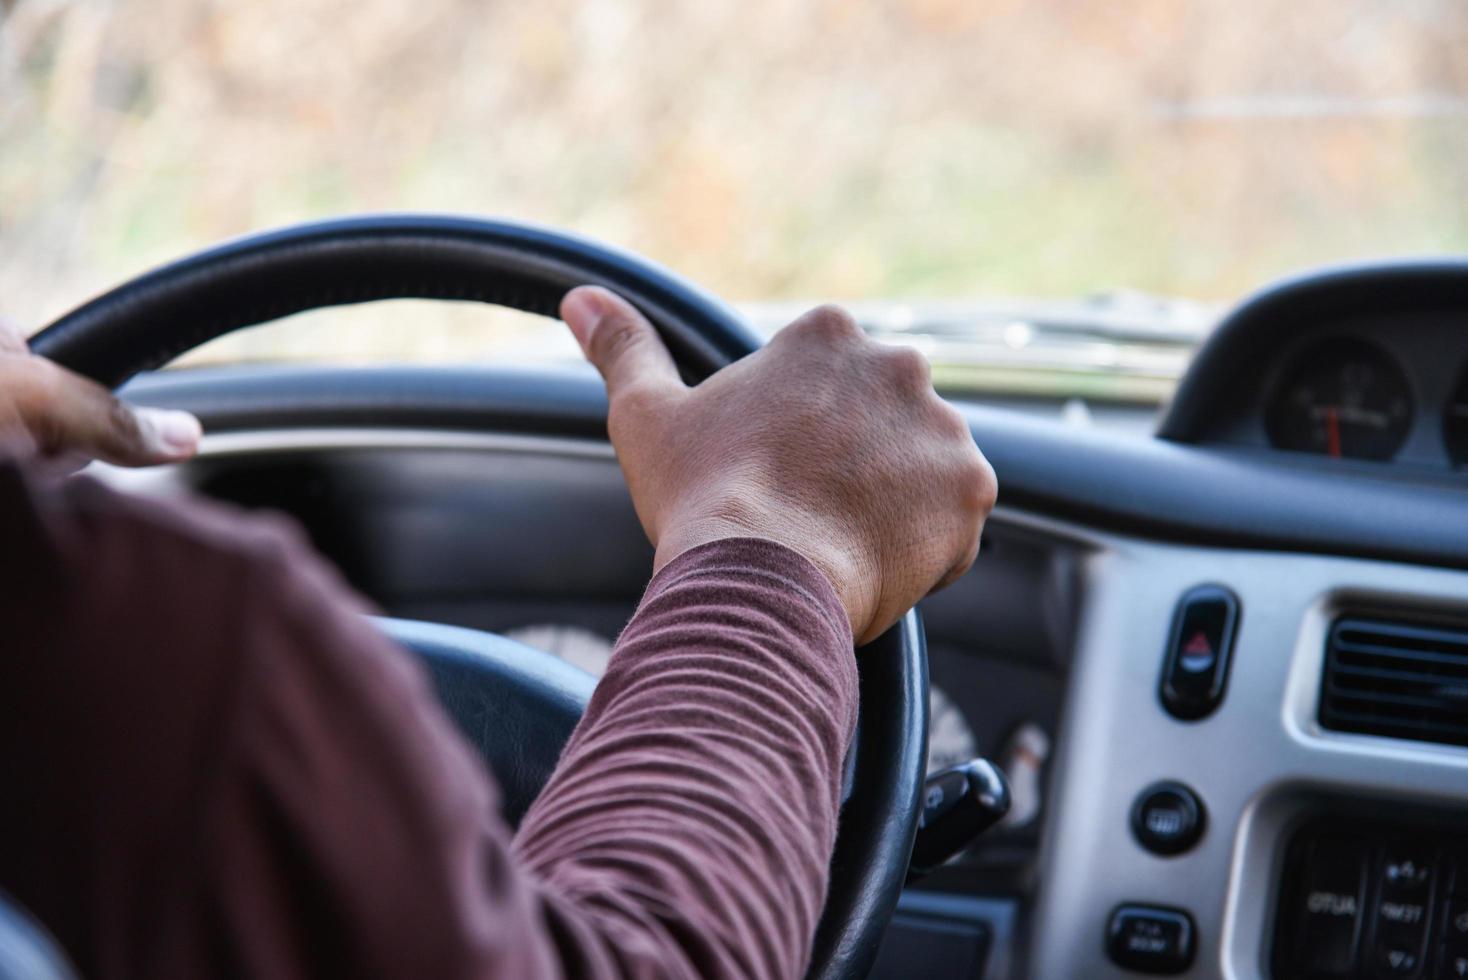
[0,462,857,979]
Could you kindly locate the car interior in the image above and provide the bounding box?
[7,3,1468,979]
[7,216,1462,980]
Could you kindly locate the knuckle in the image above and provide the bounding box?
[965,450,999,515]
[940,459,994,587]
[105,397,141,444]
[792,304,862,344]
[591,313,645,366]
[933,399,971,439]
[883,346,931,395]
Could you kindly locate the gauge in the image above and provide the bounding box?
[1265,338,1412,461]
[1444,369,1468,466]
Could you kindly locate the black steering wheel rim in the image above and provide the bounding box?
[30,213,762,390]
[30,214,929,980]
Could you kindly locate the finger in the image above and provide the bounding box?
[934,456,996,592]
[560,286,684,399]
[22,360,202,466]
[934,526,983,593]
[0,318,28,354]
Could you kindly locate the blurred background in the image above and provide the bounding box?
[2,0,1467,397]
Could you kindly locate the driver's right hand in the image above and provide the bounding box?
[560,286,996,645]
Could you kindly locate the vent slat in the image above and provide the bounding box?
[1332,666,1468,695]
[1322,704,1468,733]
[1318,707,1468,747]
[1324,693,1468,720]
[1331,640,1468,670]
[1328,662,1468,688]
[1335,618,1468,648]
[1321,616,1468,748]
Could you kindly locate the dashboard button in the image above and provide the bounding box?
[1106,905,1195,974]
[1370,843,1434,978]
[1158,585,1240,720]
[1370,939,1419,977]
[1292,838,1367,977]
[1377,898,1430,929]
[1382,845,1435,894]
[1441,944,1468,979]
[1131,782,1206,856]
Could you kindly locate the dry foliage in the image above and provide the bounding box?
[1,0,1466,363]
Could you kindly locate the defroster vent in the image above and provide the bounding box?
[1321,617,1468,748]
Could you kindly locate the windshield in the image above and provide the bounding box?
[4,1,1466,399]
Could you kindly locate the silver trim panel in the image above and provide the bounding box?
[88,428,619,495]
[1024,514,1468,980]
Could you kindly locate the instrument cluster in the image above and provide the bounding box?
[1263,335,1468,467]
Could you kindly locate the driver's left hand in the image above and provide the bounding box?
[0,318,201,470]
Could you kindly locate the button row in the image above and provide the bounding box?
[1280,822,1468,979]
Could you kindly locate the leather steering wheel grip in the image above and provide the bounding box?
[28,214,763,388]
[29,214,929,980]
[808,609,929,980]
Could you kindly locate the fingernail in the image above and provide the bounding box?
[139,408,202,456]
[560,287,608,352]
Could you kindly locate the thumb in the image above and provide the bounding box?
[560,286,683,399]
[22,359,201,466]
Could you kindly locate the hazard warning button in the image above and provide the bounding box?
[1159,585,1240,721]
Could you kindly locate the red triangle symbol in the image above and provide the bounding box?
[1182,631,1213,657]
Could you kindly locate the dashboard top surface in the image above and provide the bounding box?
[123,350,1468,578]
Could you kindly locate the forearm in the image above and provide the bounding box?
[514,537,859,979]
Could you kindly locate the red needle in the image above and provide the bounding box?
[1326,406,1342,459]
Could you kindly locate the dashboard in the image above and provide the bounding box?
[102,258,1468,980]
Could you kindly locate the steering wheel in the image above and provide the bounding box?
[28,215,930,980]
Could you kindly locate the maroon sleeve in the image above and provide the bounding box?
[0,466,857,980]
[515,538,859,979]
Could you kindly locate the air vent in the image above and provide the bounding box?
[1321,617,1468,748]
